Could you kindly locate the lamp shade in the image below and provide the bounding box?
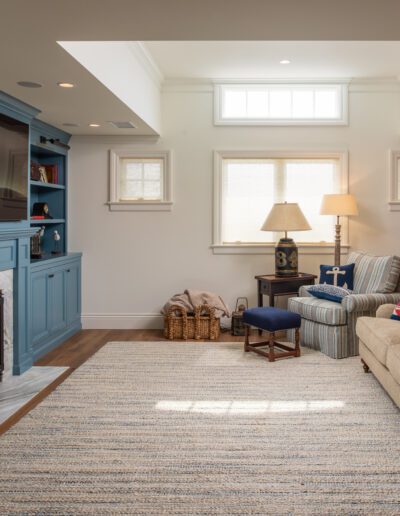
[320,194,358,216]
[261,202,311,232]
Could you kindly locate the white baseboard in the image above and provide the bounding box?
[82,313,164,330]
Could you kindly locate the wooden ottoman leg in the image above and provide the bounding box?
[295,328,301,357]
[268,332,275,362]
[244,324,250,352]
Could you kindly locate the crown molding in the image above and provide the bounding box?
[162,76,400,93]
[129,42,164,88]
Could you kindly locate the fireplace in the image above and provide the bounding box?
[0,270,12,381]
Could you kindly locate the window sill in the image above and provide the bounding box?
[211,243,350,255]
[107,201,173,212]
[388,201,400,212]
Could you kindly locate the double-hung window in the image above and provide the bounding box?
[213,151,348,253]
[108,150,172,211]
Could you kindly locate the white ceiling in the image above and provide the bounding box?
[145,41,400,80]
[2,1,400,135]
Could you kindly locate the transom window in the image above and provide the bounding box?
[214,84,348,125]
[108,150,172,211]
[213,151,348,249]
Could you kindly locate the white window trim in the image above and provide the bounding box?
[214,83,348,126]
[107,149,173,211]
[388,150,400,211]
[212,149,349,255]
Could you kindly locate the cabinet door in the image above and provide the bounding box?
[31,270,50,347]
[65,263,81,325]
[48,269,67,333]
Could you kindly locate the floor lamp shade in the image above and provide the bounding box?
[320,194,358,266]
[261,202,311,277]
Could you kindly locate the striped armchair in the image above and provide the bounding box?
[288,252,400,359]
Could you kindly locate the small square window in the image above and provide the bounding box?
[108,150,172,211]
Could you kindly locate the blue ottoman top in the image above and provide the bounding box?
[243,307,301,332]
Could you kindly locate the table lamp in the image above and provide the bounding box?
[261,202,311,277]
[320,194,358,266]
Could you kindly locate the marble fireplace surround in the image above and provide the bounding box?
[0,226,37,376]
[1,269,13,378]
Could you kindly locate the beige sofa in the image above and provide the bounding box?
[356,304,400,407]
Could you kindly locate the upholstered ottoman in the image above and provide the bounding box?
[243,307,301,362]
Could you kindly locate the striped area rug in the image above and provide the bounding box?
[0,341,399,515]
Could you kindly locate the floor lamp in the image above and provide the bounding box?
[320,194,358,266]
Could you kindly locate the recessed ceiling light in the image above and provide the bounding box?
[62,123,79,127]
[280,60,291,65]
[57,82,75,88]
[17,81,42,88]
[89,123,100,128]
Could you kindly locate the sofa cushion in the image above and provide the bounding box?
[356,316,400,366]
[288,297,347,326]
[347,251,400,294]
[387,345,400,385]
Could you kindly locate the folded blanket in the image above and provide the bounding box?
[162,289,230,318]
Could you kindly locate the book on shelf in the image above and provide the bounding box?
[30,163,58,184]
[31,215,45,220]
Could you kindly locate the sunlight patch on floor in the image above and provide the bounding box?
[155,400,345,414]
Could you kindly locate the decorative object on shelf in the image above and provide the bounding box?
[32,202,53,219]
[231,297,248,336]
[51,230,61,255]
[319,263,355,289]
[30,226,45,259]
[261,202,311,277]
[30,161,41,181]
[164,304,220,340]
[39,135,71,151]
[320,193,358,266]
[42,164,58,184]
[38,166,48,183]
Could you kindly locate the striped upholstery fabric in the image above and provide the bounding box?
[288,253,400,359]
[288,321,348,359]
[342,292,400,313]
[347,252,400,294]
[289,297,347,326]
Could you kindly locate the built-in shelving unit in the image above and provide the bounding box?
[29,121,69,261]
[0,91,82,374]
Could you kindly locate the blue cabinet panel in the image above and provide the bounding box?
[31,270,50,345]
[49,269,67,333]
[30,254,82,360]
[66,262,80,325]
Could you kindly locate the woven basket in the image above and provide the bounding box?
[164,304,220,340]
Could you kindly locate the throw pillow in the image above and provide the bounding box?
[320,263,355,289]
[309,284,353,303]
[391,303,400,321]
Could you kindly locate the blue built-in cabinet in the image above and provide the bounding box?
[31,253,81,360]
[0,91,82,374]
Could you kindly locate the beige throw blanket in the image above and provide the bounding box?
[162,290,230,318]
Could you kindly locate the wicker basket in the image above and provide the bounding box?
[164,304,220,340]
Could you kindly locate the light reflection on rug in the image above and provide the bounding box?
[0,341,399,515]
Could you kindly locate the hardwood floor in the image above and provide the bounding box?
[0,329,246,435]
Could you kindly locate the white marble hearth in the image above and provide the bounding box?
[0,366,69,425]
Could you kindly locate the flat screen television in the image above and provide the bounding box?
[0,112,28,221]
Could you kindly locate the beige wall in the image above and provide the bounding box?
[68,82,400,328]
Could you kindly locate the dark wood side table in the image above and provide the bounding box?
[255,273,317,309]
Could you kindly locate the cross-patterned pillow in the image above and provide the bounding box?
[391,303,400,321]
